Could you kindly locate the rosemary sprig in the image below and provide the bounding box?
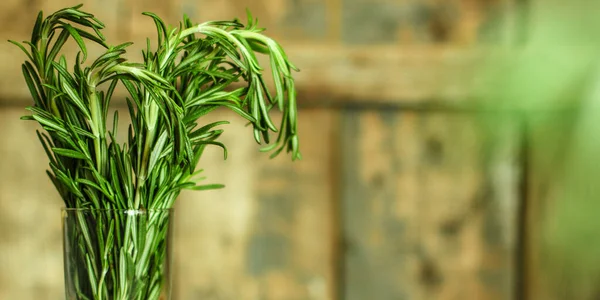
[11,4,300,210]
[12,4,300,299]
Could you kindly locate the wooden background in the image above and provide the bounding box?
[0,0,579,299]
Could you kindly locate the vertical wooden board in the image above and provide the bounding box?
[170,109,259,300]
[416,112,520,300]
[173,109,337,300]
[341,110,520,300]
[341,109,421,300]
[0,108,64,300]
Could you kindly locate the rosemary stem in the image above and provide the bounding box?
[133,94,159,209]
[134,127,154,209]
[88,83,105,176]
[37,29,62,117]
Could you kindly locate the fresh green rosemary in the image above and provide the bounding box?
[11,4,299,299]
[11,4,300,209]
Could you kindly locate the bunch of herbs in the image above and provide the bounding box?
[11,4,299,299]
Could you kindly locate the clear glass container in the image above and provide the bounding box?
[62,208,174,300]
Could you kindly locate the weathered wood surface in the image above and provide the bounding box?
[341,110,520,300]
[173,109,337,300]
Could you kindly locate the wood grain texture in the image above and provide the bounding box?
[341,110,520,300]
[166,109,337,300]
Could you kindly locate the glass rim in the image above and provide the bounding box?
[61,207,174,213]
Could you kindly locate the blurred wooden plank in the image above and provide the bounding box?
[0,43,511,107]
[289,46,510,106]
[173,109,338,300]
[341,110,520,300]
[0,0,518,106]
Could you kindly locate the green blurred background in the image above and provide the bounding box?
[1,0,598,299]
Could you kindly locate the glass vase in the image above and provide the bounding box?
[62,208,174,300]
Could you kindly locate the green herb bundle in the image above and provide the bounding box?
[11,4,299,299]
